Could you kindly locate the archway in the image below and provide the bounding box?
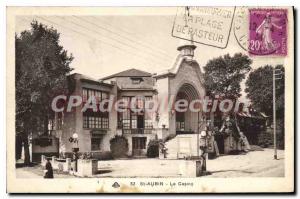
[175,83,202,134]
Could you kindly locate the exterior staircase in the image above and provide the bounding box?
[160,134,200,159]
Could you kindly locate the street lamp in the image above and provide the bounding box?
[70,133,79,171]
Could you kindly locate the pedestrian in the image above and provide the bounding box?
[219,114,241,153]
[44,159,54,178]
[239,131,251,152]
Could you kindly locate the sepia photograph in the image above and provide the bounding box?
[6,6,294,193]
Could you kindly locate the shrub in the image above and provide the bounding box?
[146,139,161,158]
[110,135,128,158]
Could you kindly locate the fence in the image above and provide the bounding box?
[41,155,73,173]
[41,155,98,177]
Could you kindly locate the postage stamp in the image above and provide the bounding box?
[248,9,288,56]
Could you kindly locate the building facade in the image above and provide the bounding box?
[48,43,206,158]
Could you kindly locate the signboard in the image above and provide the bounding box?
[172,7,236,49]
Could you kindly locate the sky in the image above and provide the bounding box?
[15,10,284,102]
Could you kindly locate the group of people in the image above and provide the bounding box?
[199,113,251,160]
[219,114,251,153]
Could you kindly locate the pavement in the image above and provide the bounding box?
[204,148,284,177]
[16,148,284,178]
[16,165,75,178]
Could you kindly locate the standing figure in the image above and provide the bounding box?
[239,131,251,152]
[256,13,282,51]
[199,130,208,172]
[219,115,241,153]
[44,159,54,178]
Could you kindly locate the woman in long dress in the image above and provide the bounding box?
[256,13,282,51]
[44,159,54,178]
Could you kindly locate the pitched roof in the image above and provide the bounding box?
[100,68,152,80]
[69,73,113,87]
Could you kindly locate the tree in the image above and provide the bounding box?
[245,65,284,117]
[203,53,252,99]
[245,65,285,148]
[15,21,73,164]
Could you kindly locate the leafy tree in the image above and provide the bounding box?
[245,65,285,148]
[15,21,73,164]
[203,53,252,99]
[245,65,284,118]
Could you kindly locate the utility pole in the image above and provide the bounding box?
[273,68,283,160]
[273,68,277,160]
[197,111,200,157]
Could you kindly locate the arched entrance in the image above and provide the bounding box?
[175,83,202,134]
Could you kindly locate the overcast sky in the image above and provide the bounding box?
[16,12,284,102]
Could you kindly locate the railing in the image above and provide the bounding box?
[122,129,152,134]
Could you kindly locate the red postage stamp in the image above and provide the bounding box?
[249,9,288,56]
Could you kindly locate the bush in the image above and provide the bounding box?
[146,139,161,158]
[110,135,128,158]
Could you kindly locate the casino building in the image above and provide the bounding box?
[42,42,207,158]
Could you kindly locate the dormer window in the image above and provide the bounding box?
[131,77,143,84]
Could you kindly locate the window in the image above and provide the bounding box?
[83,116,109,129]
[83,116,89,128]
[118,96,153,130]
[83,109,109,129]
[176,122,185,130]
[83,89,88,102]
[95,90,101,102]
[82,88,109,104]
[91,137,102,151]
[131,77,143,84]
[88,89,95,101]
[82,88,109,129]
[102,92,108,100]
[144,96,153,129]
[122,108,131,129]
[131,114,137,129]
[102,118,109,129]
[145,120,153,129]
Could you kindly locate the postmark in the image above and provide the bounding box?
[172,7,236,49]
[249,9,288,56]
[233,7,249,52]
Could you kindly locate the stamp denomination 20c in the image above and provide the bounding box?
[249,9,288,56]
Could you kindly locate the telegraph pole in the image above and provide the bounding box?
[273,68,277,160]
[197,111,200,157]
[273,68,283,160]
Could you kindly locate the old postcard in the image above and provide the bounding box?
[6,6,294,193]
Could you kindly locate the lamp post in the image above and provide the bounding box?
[71,133,79,171]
